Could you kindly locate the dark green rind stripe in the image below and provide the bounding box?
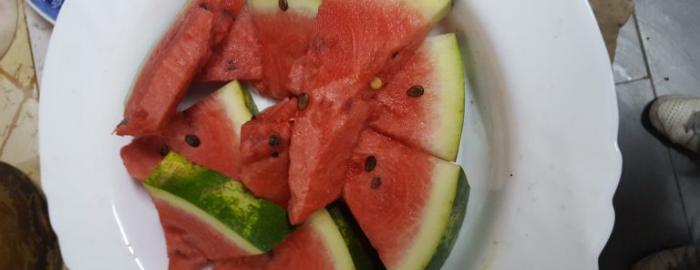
[240,85,259,115]
[144,153,294,251]
[425,168,470,270]
[327,201,386,270]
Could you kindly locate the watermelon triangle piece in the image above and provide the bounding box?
[287,94,370,224]
[248,0,321,99]
[288,0,452,94]
[343,130,469,269]
[368,33,465,161]
[215,203,384,270]
[199,7,263,82]
[117,3,215,136]
[120,81,256,181]
[145,153,295,263]
[239,98,299,206]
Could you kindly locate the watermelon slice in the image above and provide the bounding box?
[248,0,321,99]
[287,95,370,224]
[145,153,295,263]
[116,3,215,136]
[344,130,469,270]
[368,33,465,161]
[285,0,453,224]
[120,81,256,180]
[215,203,384,270]
[239,98,298,206]
[288,0,452,93]
[199,7,263,82]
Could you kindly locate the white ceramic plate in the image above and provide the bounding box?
[39,0,621,269]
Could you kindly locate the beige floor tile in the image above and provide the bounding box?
[0,75,24,141]
[0,0,35,89]
[0,96,39,185]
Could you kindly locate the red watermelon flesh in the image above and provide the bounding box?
[120,136,167,181]
[214,210,348,270]
[120,82,254,180]
[239,98,298,206]
[206,0,246,45]
[199,8,263,82]
[343,130,465,269]
[288,0,429,94]
[153,196,257,262]
[343,130,431,267]
[368,34,465,161]
[288,93,370,224]
[215,224,331,270]
[117,5,214,136]
[250,4,318,99]
[162,226,208,270]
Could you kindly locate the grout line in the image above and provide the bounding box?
[615,76,650,86]
[635,9,697,241]
[632,12,658,97]
[634,11,697,241]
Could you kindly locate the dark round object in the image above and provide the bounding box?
[0,162,63,270]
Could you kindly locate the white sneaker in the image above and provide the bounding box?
[648,96,700,154]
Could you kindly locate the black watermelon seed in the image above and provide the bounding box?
[370,176,382,189]
[271,151,280,158]
[159,145,171,157]
[297,93,309,110]
[365,156,377,172]
[226,60,236,71]
[278,0,289,11]
[407,85,424,97]
[269,134,281,147]
[185,134,201,147]
[199,3,209,10]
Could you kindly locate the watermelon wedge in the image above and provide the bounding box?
[116,3,215,136]
[344,130,469,270]
[215,203,384,270]
[248,0,321,99]
[288,0,452,93]
[120,81,256,180]
[369,33,465,161]
[145,153,295,263]
[286,0,453,224]
[199,7,263,82]
[239,98,298,206]
[288,95,370,224]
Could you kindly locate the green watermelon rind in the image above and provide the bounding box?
[249,0,322,17]
[393,161,468,270]
[307,210,356,269]
[425,168,470,270]
[425,33,466,162]
[144,153,294,252]
[214,81,258,134]
[403,0,452,24]
[327,202,386,270]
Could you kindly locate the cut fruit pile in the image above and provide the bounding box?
[117,0,470,269]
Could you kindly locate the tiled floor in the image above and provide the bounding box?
[599,0,700,269]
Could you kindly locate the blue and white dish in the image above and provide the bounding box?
[26,0,63,24]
